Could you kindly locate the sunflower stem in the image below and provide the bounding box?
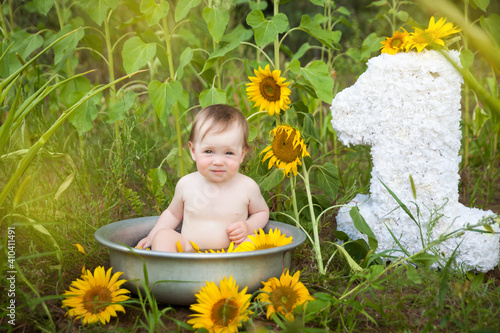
[290,174,301,228]
[273,0,280,72]
[163,16,186,176]
[301,160,325,274]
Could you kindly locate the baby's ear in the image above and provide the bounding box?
[188,141,196,161]
[240,147,248,160]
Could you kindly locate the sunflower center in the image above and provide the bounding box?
[270,286,299,313]
[391,37,403,48]
[259,77,281,102]
[271,129,302,163]
[255,243,276,250]
[82,286,112,314]
[211,298,239,327]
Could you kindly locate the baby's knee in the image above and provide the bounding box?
[151,229,182,252]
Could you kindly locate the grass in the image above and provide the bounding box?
[1,107,499,331]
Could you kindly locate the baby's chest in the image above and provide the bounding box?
[184,188,249,218]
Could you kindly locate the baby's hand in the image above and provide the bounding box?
[136,237,152,249]
[226,221,249,245]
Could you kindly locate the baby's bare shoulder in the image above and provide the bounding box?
[234,173,259,190]
[176,172,201,190]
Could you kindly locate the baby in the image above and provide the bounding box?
[136,104,270,252]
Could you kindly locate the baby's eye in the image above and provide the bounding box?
[204,150,213,154]
[226,151,234,155]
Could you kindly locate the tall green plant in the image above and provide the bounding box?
[0,30,140,208]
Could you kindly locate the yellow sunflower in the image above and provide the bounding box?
[235,228,293,252]
[260,125,310,177]
[406,16,461,52]
[73,243,87,273]
[62,266,130,325]
[257,269,314,321]
[204,242,237,253]
[176,240,201,253]
[380,29,409,55]
[188,276,252,333]
[246,64,291,116]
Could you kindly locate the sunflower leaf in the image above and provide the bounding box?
[80,0,120,26]
[107,90,136,123]
[298,14,340,49]
[200,25,252,74]
[312,162,339,198]
[259,168,284,192]
[175,0,201,21]
[203,7,229,43]
[199,86,226,108]
[349,206,378,251]
[290,60,333,103]
[140,0,169,26]
[246,10,288,47]
[122,37,156,74]
[148,80,183,126]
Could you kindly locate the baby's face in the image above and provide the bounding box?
[189,123,247,183]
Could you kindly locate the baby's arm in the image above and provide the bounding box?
[227,179,269,244]
[136,178,185,248]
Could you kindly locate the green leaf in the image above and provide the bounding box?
[290,60,334,103]
[81,0,120,26]
[468,272,485,292]
[246,10,288,47]
[176,47,193,80]
[345,47,361,61]
[200,25,252,74]
[148,167,168,199]
[67,91,100,135]
[330,243,363,273]
[140,0,169,26]
[378,178,417,223]
[167,148,192,177]
[335,230,349,242]
[472,106,489,136]
[107,90,135,123]
[406,264,422,284]
[122,37,156,74]
[199,86,226,108]
[10,30,44,60]
[148,80,183,126]
[298,14,339,49]
[370,0,388,6]
[472,0,490,12]
[396,10,409,22]
[52,25,85,66]
[312,162,339,198]
[309,0,326,6]
[344,239,370,264]
[175,0,202,22]
[349,206,378,251]
[480,14,500,48]
[33,0,54,16]
[411,252,439,267]
[203,7,229,43]
[336,6,351,16]
[258,168,284,192]
[361,33,384,61]
[460,49,474,69]
[291,42,312,61]
[60,76,91,108]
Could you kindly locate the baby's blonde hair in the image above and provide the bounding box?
[189,104,250,150]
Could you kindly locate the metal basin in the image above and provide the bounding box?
[94,217,306,305]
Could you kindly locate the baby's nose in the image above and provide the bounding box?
[212,155,224,165]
